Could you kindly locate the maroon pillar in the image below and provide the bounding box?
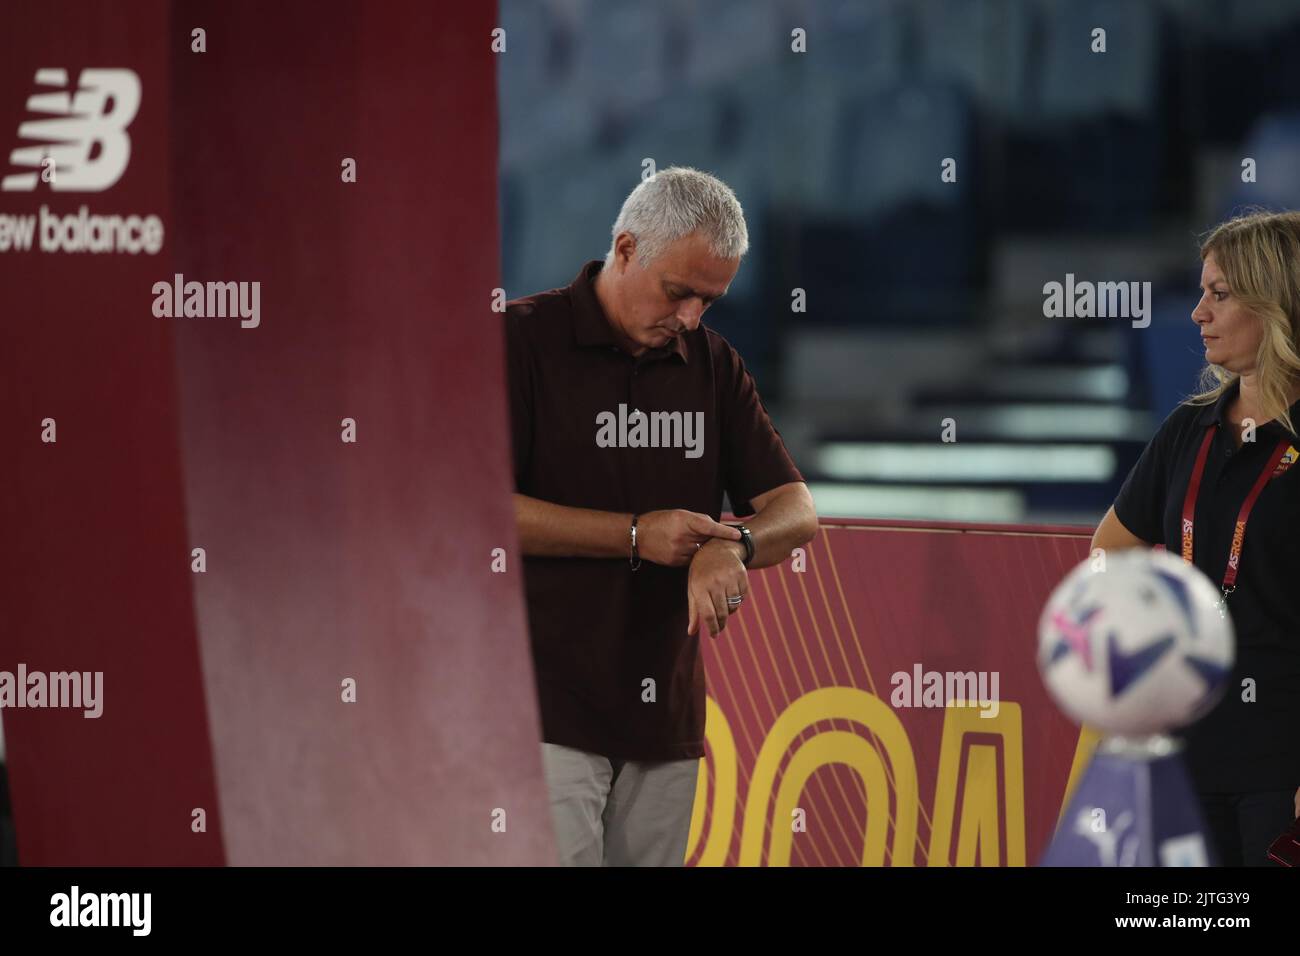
[0,0,552,866]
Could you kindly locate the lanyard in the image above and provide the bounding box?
[1180,425,1290,610]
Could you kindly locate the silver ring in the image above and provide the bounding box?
[727,595,743,607]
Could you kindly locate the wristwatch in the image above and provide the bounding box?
[730,523,755,566]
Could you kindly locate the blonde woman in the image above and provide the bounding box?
[1093,210,1300,866]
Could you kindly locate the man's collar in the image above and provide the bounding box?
[568,259,689,364]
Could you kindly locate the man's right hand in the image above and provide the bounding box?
[637,510,742,567]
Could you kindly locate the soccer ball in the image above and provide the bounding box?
[1037,549,1235,736]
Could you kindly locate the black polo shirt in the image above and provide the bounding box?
[1114,378,1300,792]
[503,260,804,761]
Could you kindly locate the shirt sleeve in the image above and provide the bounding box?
[502,309,533,494]
[1112,407,1184,546]
[717,337,805,516]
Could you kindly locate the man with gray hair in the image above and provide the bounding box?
[504,166,817,866]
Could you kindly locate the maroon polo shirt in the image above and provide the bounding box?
[503,259,805,761]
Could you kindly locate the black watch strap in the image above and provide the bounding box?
[732,523,755,566]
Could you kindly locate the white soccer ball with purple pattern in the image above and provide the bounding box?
[1037,549,1235,736]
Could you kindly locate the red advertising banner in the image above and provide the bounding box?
[689,518,1098,866]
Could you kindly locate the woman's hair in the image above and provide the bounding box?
[604,166,748,269]
[1187,209,1300,436]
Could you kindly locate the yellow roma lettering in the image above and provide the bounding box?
[929,701,1026,866]
[739,687,918,867]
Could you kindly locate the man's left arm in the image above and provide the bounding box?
[687,343,818,638]
[687,482,818,638]
[707,481,818,570]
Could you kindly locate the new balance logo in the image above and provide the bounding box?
[3,68,141,192]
